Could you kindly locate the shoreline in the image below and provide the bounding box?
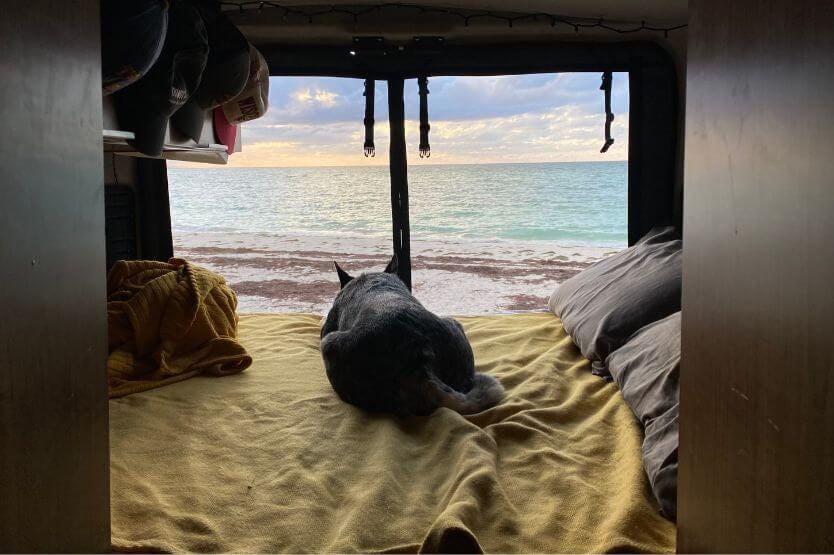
[173,230,619,315]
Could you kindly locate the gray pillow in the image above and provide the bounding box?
[548,226,681,377]
[606,311,680,521]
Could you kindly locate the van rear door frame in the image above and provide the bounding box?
[244,40,680,285]
[144,40,679,286]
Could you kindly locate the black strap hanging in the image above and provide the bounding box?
[363,79,375,157]
[599,71,615,153]
[418,76,431,158]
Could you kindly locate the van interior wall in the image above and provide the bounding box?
[104,155,174,268]
[633,31,687,239]
[663,31,688,232]
[627,60,679,243]
[0,0,110,551]
[679,0,834,551]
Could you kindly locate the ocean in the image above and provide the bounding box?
[167,162,627,314]
[168,161,627,246]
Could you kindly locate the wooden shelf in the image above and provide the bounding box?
[103,129,230,165]
[102,95,240,165]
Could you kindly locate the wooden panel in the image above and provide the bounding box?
[0,1,110,552]
[678,0,834,552]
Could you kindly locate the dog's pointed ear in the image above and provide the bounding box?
[384,254,399,275]
[334,261,354,288]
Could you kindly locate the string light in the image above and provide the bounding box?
[220,2,687,35]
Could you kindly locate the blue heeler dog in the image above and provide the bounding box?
[320,255,504,416]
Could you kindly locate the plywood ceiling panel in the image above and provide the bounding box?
[225,0,688,46]
[225,0,687,24]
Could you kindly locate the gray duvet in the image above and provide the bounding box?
[606,312,680,521]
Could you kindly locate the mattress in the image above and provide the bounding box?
[110,313,675,553]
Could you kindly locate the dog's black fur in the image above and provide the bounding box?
[320,255,504,416]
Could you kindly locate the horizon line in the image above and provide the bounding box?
[170,159,628,170]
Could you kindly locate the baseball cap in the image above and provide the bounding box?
[101,0,169,96]
[113,0,209,157]
[221,44,270,124]
[213,107,237,154]
[171,4,250,142]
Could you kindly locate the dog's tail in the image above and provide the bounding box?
[427,372,505,414]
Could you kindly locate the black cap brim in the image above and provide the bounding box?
[114,87,170,157]
[171,98,206,142]
[128,111,170,157]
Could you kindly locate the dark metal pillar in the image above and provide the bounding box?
[386,78,412,290]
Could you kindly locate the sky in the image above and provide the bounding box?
[186,72,629,168]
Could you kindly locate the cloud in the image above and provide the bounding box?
[260,78,364,125]
[170,72,630,168]
[408,104,630,164]
[406,73,628,122]
[255,72,627,124]
[291,88,341,107]
[197,104,629,168]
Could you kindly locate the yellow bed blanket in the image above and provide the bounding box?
[110,313,675,553]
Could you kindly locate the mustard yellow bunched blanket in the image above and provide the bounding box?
[110,313,675,553]
[107,259,252,398]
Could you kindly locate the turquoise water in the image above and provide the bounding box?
[168,161,627,247]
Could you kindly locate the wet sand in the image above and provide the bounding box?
[173,231,619,315]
